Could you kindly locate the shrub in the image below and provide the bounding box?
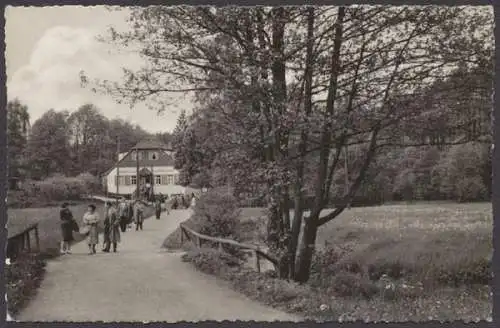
[13,175,101,206]
[456,177,487,203]
[76,172,101,195]
[5,254,47,315]
[191,188,241,239]
[330,272,380,299]
[181,246,241,276]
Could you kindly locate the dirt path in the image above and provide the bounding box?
[18,209,300,322]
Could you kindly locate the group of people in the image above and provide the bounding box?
[59,198,150,255]
[171,193,197,210]
[59,193,197,255]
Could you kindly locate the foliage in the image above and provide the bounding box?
[181,246,242,275]
[23,102,162,180]
[27,110,72,179]
[176,202,492,321]
[8,174,102,208]
[7,99,30,180]
[191,188,241,239]
[89,5,493,282]
[432,142,490,202]
[181,244,491,322]
[5,253,47,315]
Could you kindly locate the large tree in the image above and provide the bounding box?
[7,99,30,181]
[27,110,72,179]
[86,5,493,282]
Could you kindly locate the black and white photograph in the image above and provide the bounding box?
[4,4,494,322]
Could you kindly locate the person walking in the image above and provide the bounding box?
[133,200,144,231]
[102,202,111,252]
[155,198,162,220]
[127,200,134,229]
[164,194,170,215]
[82,204,100,255]
[60,203,76,254]
[117,198,129,233]
[190,193,197,208]
[103,202,121,252]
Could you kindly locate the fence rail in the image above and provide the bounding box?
[179,223,277,273]
[7,222,40,260]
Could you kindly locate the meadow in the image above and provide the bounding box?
[175,201,493,321]
[8,202,106,254]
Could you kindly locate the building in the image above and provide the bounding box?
[103,139,187,198]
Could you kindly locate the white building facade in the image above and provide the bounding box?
[104,139,187,198]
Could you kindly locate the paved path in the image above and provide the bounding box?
[18,210,300,322]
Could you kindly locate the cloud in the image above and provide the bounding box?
[7,25,190,133]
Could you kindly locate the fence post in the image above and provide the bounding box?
[34,225,40,251]
[254,250,261,273]
[26,230,31,252]
[218,242,223,252]
[180,227,184,245]
[197,236,202,248]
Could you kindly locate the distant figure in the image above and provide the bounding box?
[117,198,129,233]
[102,202,112,252]
[60,203,76,254]
[190,194,196,208]
[103,202,121,253]
[82,204,100,255]
[127,200,134,229]
[133,200,144,231]
[155,198,162,220]
[172,197,178,210]
[181,196,187,209]
[164,194,170,215]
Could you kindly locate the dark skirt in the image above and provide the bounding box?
[61,222,74,242]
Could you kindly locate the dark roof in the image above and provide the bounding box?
[102,149,176,176]
[133,139,171,150]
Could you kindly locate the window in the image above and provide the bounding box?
[155,175,161,185]
[131,175,137,185]
[167,175,174,185]
[115,176,125,186]
[131,151,143,161]
[149,151,159,160]
[125,176,131,186]
[161,175,168,185]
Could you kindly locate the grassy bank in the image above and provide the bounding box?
[173,202,492,321]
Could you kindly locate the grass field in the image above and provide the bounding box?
[8,202,106,254]
[176,202,492,321]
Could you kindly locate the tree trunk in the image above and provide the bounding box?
[287,6,315,281]
[294,215,318,283]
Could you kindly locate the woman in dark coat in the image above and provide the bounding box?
[60,203,75,254]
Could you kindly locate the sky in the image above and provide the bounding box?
[5,5,193,133]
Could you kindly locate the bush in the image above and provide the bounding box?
[8,175,102,207]
[330,272,380,299]
[181,246,241,276]
[5,254,47,315]
[456,177,487,202]
[191,188,241,239]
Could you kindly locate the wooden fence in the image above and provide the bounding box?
[179,223,277,273]
[7,223,40,260]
